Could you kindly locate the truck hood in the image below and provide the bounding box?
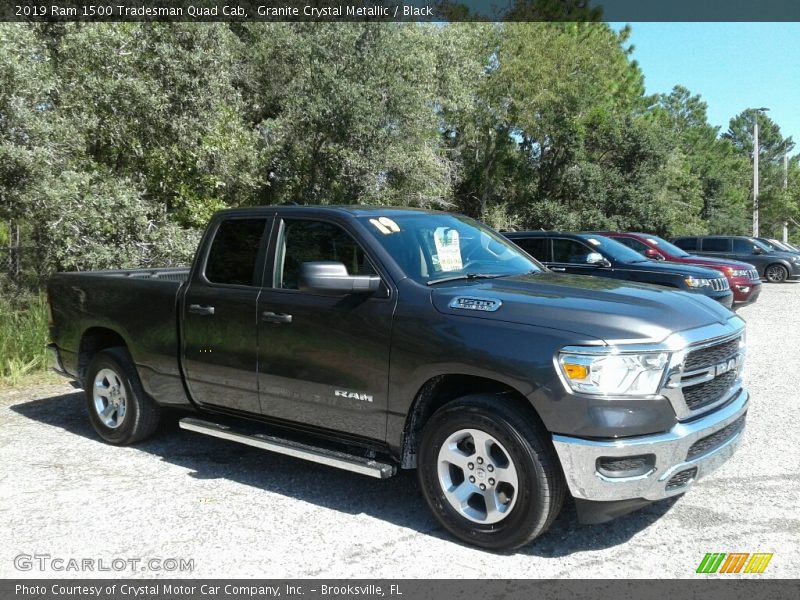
[430,272,735,345]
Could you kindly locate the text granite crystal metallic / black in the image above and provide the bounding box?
[46,206,749,550]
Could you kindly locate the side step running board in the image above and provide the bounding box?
[179,417,396,479]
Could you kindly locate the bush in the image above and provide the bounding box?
[26,170,201,274]
[0,294,50,387]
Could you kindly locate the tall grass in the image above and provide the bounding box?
[0,294,50,387]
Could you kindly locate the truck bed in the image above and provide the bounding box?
[73,267,191,282]
[48,267,193,407]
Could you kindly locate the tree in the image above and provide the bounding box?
[0,24,64,225]
[47,23,261,227]
[725,110,795,164]
[239,23,454,208]
[654,86,750,234]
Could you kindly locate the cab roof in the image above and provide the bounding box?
[214,205,448,219]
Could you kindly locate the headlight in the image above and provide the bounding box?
[684,277,711,288]
[791,256,800,263]
[729,269,749,277]
[557,350,670,396]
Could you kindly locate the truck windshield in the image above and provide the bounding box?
[643,235,691,258]
[576,234,649,263]
[359,214,543,284]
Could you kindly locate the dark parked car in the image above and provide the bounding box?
[47,207,749,551]
[601,232,761,306]
[504,231,734,308]
[757,237,800,256]
[672,235,800,283]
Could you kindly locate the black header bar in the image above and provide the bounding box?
[2,1,800,23]
[3,579,800,600]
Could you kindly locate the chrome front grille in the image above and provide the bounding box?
[747,269,759,281]
[684,337,740,371]
[710,278,730,292]
[662,333,744,419]
[683,371,737,411]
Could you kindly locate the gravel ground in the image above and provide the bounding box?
[1,283,799,579]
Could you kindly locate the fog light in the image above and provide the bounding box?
[735,285,750,293]
[596,454,656,478]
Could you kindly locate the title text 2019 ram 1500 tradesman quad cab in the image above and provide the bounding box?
[48,207,749,550]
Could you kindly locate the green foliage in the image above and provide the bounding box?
[49,23,262,227]
[1,21,799,293]
[0,294,49,386]
[723,109,797,236]
[654,86,751,235]
[242,23,453,207]
[25,170,199,271]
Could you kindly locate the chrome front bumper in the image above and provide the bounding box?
[552,387,748,502]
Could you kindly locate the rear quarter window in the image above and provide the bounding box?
[205,218,268,286]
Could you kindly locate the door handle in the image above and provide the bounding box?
[262,311,292,324]
[189,304,215,316]
[550,267,566,272]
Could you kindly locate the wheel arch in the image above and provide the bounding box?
[78,327,128,385]
[399,374,545,469]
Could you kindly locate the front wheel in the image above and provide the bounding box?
[765,264,788,283]
[417,395,565,551]
[85,347,161,445]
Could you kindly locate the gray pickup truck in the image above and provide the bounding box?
[48,206,749,550]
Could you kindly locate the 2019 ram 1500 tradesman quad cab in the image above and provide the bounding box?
[47,207,749,550]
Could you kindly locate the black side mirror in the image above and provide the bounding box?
[752,246,764,255]
[299,262,380,294]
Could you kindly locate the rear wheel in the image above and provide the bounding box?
[85,347,161,445]
[417,395,565,551]
[765,264,788,283]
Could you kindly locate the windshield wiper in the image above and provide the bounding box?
[426,273,506,286]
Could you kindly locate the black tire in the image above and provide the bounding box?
[85,347,161,445]
[764,264,788,283]
[417,395,565,551]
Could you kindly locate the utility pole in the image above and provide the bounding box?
[753,118,759,236]
[752,107,769,237]
[785,153,790,242]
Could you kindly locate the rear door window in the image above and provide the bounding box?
[701,237,730,252]
[205,218,269,286]
[515,237,550,261]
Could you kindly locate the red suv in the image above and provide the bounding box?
[601,232,762,306]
